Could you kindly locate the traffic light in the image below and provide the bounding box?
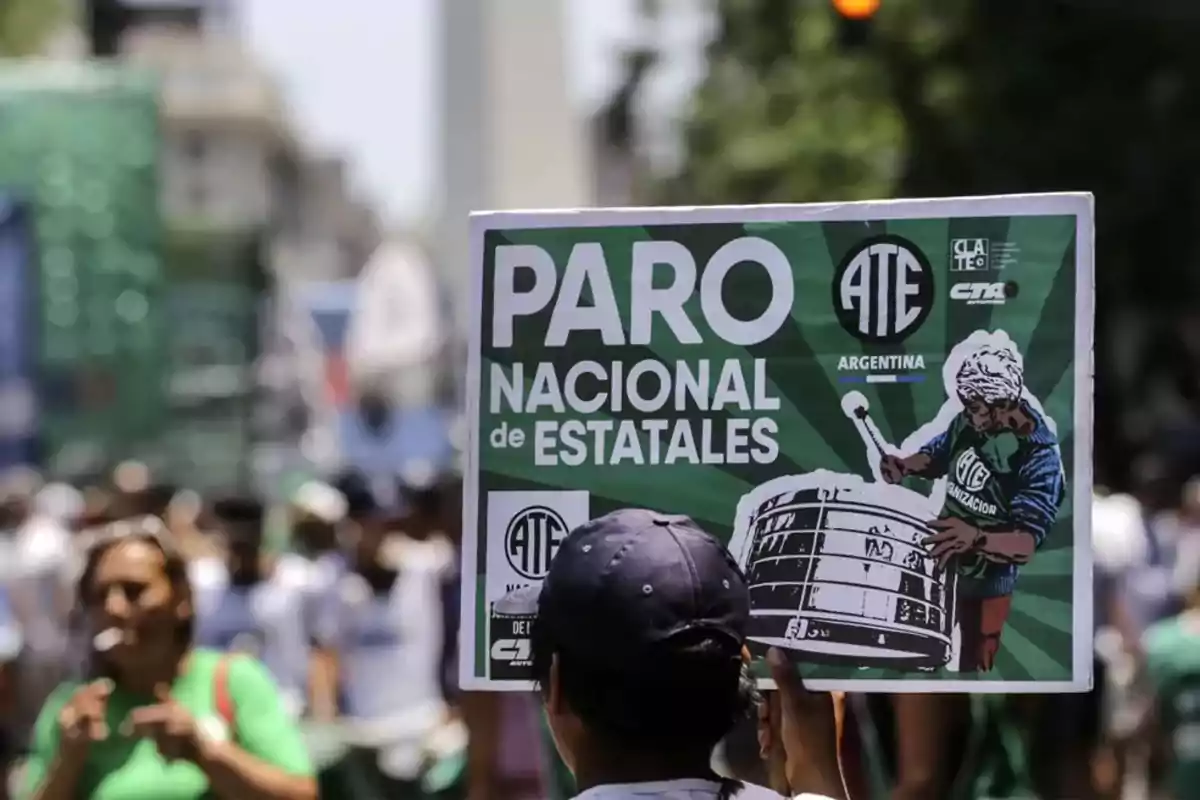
[832,0,880,50]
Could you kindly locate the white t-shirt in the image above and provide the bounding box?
[574,779,833,799]
[8,514,73,654]
[190,554,313,717]
[316,537,454,722]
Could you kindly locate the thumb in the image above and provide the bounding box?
[92,678,115,699]
[153,683,173,704]
[767,647,803,708]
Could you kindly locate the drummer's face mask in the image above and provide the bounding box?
[991,398,1024,431]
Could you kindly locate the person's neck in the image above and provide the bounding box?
[572,747,718,794]
[114,645,190,696]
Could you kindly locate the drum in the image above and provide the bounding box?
[741,482,956,670]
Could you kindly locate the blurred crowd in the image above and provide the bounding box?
[8,451,1200,799]
[0,458,571,800]
[1084,470,1200,800]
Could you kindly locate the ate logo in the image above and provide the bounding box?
[954,449,992,494]
[505,506,567,580]
[832,235,934,344]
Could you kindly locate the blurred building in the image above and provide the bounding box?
[436,0,592,337]
[268,153,381,285]
[33,0,382,491]
[345,240,444,410]
[586,0,715,207]
[120,19,380,277]
[124,25,289,229]
[589,54,651,207]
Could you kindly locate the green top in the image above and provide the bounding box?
[22,648,313,800]
[1145,613,1200,800]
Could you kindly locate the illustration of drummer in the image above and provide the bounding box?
[878,336,1065,672]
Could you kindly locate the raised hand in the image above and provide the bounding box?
[58,679,115,761]
[758,648,847,799]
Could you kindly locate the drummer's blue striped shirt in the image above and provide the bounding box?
[915,401,1065,597]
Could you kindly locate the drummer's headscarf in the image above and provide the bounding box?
[955,342,1024,405]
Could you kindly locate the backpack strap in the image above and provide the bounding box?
[213,654,235,729]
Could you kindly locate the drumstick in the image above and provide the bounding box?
[852,405,890,458]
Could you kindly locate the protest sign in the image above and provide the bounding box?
[460,193,1094,693]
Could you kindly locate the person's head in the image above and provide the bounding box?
[399,484,443,540]
[76,516,193,683]
[71,502,121,537]
[289,480,347,555]
[142,483,178,519]
[34,482,85,526]
[955,342,1025,433]
[211,497,266,585]
[331,472,385,566]
[394,460,449,541]
[166,488,204,533]
[111,460,151,496]
[530,509,756,779]
[1092,492,1148,573]
[0,466,42,527]
[356,389,393,437]
[1132,452,1174,511]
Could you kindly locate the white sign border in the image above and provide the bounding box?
[458,191,1095,694]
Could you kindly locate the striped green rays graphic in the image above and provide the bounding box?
[477,214,1078,683]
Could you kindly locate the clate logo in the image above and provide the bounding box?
[504,506,568,579]
[951,238,990,271]
[832,235,934,345]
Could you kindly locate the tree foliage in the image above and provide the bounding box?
[0,0,63,56]
[664,0,1200,487]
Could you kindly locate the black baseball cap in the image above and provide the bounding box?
[536,508,750,675]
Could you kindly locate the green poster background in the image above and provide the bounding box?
[468,198,1090,690]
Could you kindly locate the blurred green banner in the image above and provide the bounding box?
[0,63,167,478]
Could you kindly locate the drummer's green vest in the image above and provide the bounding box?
[933,415,1034,597]
[940,415,1017,531]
